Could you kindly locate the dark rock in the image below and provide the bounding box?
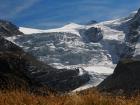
[98,59,140,92]
[97,8,140,93]
[127,8,140,42]
[84,27,103,43]
[0,19,90,92]
[118,8,140,59]
[0,51,41,89]
[86,20,97,25]
[0,20,23,37]
[130,8,140,26]
[0,37,22,52]
[0,36,90,92]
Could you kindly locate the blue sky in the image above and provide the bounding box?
[0,0,140,29]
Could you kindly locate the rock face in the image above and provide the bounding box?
[98,9,140,92]
[0,51,40,89]
[86,20,97,25]
[98,60,140,92]
[84,27,103,43]
[0,37,90,91]
[130,8,140,26]
[0,36,40,89]
[122,8,140,59]
[0,20,23,37]
[0,20,90,92]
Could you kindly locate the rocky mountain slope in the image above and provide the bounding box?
[0,21,90,92]
[98,60,140,92]
[4,8,140,92]
[98,8,140,92]
[0,20,23,36]
[7,9,139,91]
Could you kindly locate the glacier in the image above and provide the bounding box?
[6,10,139,91]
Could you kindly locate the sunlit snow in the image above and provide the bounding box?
[6,11,139,91]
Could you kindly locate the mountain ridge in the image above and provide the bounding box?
[0,20,90,92]
[98,8,140,92]
[4,8,140,92]
[10,9,140,91]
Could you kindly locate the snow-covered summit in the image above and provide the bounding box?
[19,27,48,34]
[20,23,84,35]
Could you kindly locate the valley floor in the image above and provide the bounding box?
[1,89,140,105]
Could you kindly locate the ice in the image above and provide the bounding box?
[6,10,139,91]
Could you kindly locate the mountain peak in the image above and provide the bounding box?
[0,19,23,36]
[138,8,140,13]
[86,20,97,25]
[63,23,82,28]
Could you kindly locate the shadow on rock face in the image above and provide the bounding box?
[0,36,90,92]
[80,27,103,43]
[0,19,91,92]
[0,20,23,37]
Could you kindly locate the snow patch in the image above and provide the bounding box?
[83,66,114,74]
[19,27,47,34]
[20,23,84,35]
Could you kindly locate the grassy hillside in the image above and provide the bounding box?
[0,89,140,105]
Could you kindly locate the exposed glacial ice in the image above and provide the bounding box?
[6,11,139,91]
[133,36,140,60]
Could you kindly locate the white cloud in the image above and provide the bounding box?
[14,0,40,14]
[6,0,40,19]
